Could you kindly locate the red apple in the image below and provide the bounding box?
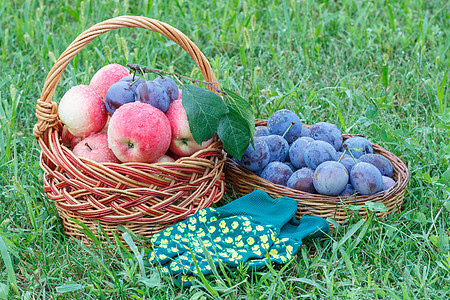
[61,125,82,149]
[100,114,111,133]
[166,99,213,156]
[107,102,172,163]
[165,150,181,161]
[58,85,108,138]
[89,64,129,100]
[155,155,176,163]
[73,132,120,163]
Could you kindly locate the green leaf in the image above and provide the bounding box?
[0,235,18,295]
[217,107,251,159]
[55,284,84,293]
[429,234,450,248]
[326,217,342,232]
[223,89,256,138]
[444,201,450,212]
[138,273,161,288]
[435,123,450,130]
[0,282,9,300]
[351,147,363,152]
[414,212,427,224]
[348,204,363,211]
[181,85,229,144]
[197,237,225,286]
[190,291,207,300]
[70,218,100,245]
[122,232,146,278]
[365,105,378,121]
[365,201,388,212]
[442,166,450,183]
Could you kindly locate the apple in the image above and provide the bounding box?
[155,155,176,163]
[58,85,108,138]
[100,114,111,133]
[107,101,172,163]
[166,99,214,156]
[89,63,130,100]
[73,133,120,163]
[165,150,181,161]
[61,125,82,149]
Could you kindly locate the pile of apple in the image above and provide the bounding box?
[58,63,214,164]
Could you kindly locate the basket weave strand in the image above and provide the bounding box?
[34,16,226,243]
[225,119,410,225]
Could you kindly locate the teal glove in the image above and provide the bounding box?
[245,215,330,269]
[148,190,329,286]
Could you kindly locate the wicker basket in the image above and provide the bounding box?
[225,119,410,225]
[33,16,226,243]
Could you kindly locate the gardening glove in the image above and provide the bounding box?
[148,190,296,274]
[244,214,330,269]
[148,190,329,286]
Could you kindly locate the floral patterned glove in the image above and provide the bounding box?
[148,190,329,286]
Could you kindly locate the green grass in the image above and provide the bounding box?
[1,0,449,298]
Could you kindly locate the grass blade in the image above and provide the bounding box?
[122,232,146,278]
[0,234,18,295]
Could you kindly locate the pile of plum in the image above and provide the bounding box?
[234,109,396,196]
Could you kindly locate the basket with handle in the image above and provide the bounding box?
[225,119,410,226]
[33,16,226,244]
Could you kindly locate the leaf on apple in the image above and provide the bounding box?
[217,107,251,159]
[182,85,229,144]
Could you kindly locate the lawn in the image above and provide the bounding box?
[0,0,449,298]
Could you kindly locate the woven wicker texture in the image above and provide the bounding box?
[34,16,226,243]
[225,119,410,225]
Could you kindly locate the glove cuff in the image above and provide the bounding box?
[216,190,298,229]
[280,215,330,241]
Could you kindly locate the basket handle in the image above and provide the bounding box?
[33,15,219,139]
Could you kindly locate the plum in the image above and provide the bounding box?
[339,184,356,197]
[310,122,343,151]
[283,162,297,172]
[237,137,271,172]
[135,80,171,113]
[313,161,349,196]
[301,125,313,139]
[289,137,313,169]
[105,81,138,114]
[260,161,293,186]
[304,140,338,169]
[255,126,270,137]
[341,136,373,159]
[267,109,303,143]
[287,167,316,193]
[382,176,396,190]
[339,157,356,176]
[358,153,393,177]
[263,134,289,162]
[154,76,179,102]
[350,162,383,195]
